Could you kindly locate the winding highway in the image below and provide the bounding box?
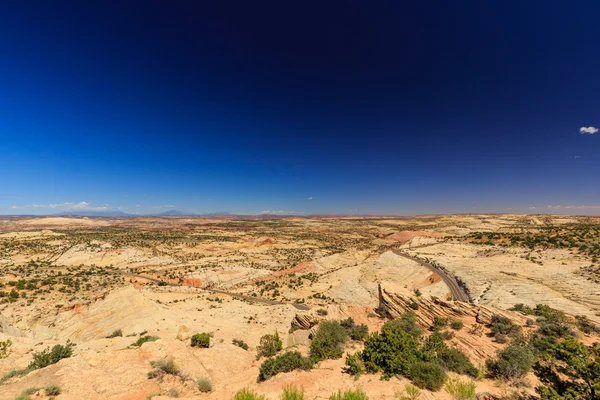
[392,249,471,303]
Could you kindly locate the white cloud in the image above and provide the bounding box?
[580,126,598,134]
[307,197,313,200]
[547,205,600,209]
[528,206,537,210]
[152,205,175,209]
[29,201,108,211]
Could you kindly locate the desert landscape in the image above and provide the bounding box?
[0,214,598,400]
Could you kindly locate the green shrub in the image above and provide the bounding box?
[398,384,421,400]
[486,343,534,381]
[311,320,348,361]
[0,339,12,359]
[196,377,212,392]
[345,352,365,376]
[361,322,426,378]
[450,320,464,331]
[234,388,267,400]
[575,315,600,334]
[106,329,123,338]
[28,341,75,370]
[148,358,181,378]
[316,309,328,316]
[0,368,31,385]
[407,361,446,391]
[257,331,282,358]
[191,333,210,348]
[131,335,159,347]
[15,387,39,400]
[384,312,423,338]
[281,385,305,400]
[445,378,476,400]
[488,315,521,338]
[437,347,478,377]
[45,384,61,396]
[328,388,369,400]
[432,316,448,331]
[340,318,368,341]
[233,339,249,350]
[258,351,313,381]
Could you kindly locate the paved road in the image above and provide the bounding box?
[392,250,471,303]
[124,273,311,310]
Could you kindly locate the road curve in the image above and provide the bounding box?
[391,250,471,303]
[124,273,311,310]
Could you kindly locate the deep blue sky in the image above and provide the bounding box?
[1,1,599,215]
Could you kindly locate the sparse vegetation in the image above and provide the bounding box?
[106,329,123,338]
[234,388,267,400]
[486,343,534,381]
[45,384,61,396]
[280,385,305,400]
[258,351,313,381]
[148,358,182,379]
[197,377,212,392]
[257,331,282,358]
[444,378,476,400]
[131,335,159,347]
[398,384,421,400]
[233,339,249,350]
[328,388,369,400]
[191,333,211,348]
[28,341,75,370]
[310,320,348,361]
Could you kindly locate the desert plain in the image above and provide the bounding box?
[0,214,599,400]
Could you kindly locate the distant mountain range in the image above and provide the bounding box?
[54,210,232,217]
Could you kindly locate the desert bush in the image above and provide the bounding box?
[468,324,483,336]
[398,384,421,400]
[28,341,75,370]
[310,320,348,361]
[196,377,212,392]
[233,339,249,350]
[340,318,368,341]
[191,333,210,348]
[438,330,454,340]
[575,315,600,334]
[0,339,12,359]
[444,378,476,400]
[0,368,31,385]
[328,388,369,400]
[437,347,478,377]
[281,385,305,400]
[258,351,313,381]
[450,320,464,330]
[345,352,365,376]
[407,361,446,391]
[361,323,426,378]
[234,388,267,400]
[15,387,39,400]
[488,314,521,338]
[534,337,600,400]
[384,311,423,338]
[45,384,61,396]
[432,316,448,331]
[257,331,282,358]
[148,358,181,378]
[106,329,123,338]
[131,335,159,347]
[486,343,534,381]
[316,309,328,316]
